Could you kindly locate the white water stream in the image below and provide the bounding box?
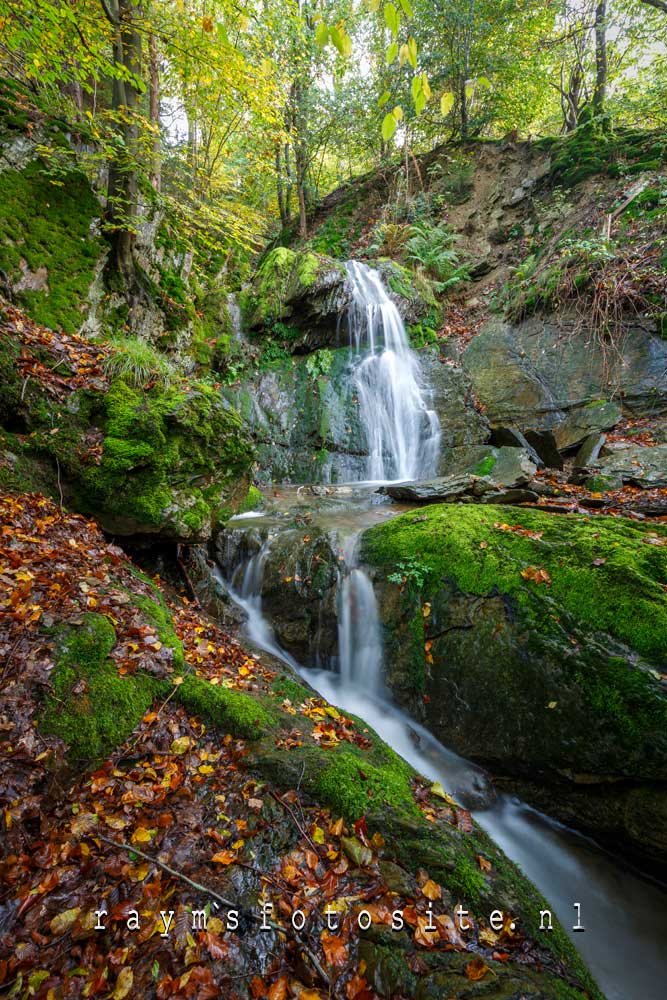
[345,261,440,482]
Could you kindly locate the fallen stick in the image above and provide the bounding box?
[89,832,330,986]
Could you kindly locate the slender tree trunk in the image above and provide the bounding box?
[104,0,142,286]
[593,1,608,115]
[275,142,287,227]
[148,31,161,193]
[284,142,293,221]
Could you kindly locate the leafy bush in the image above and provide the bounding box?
[103,337,177,387]
[405,221,469,291]
[306,348,335,379]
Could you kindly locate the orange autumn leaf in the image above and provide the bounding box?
[465,956,489,981]
[268,976,289,1000]
[211,850,237,865]
[520,565,551,585]
[321,932,348,966]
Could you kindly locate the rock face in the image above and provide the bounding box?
[586,444,667,490]
[227,347,489,484]
[361,504,667,867]
[463,316,667,430]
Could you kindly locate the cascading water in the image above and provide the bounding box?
[345,260,440,483]
[337,533,383,694]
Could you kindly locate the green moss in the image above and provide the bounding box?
[448,854,487,900]
[473,453,496,476]
[39,614,163,764]
[133,594,185,670]
[175,675,274,739]
[271,674,312,704]
[295,252,320,288]
[39,376,255,538]
[313,745,417,821]
[0,160,103,333]
[238,485,263,512]
[363,504,667,662]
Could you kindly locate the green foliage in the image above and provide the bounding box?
[305,348,335,379]
[103,337,178,387]
[404,220,469,290]
[388,557,431,591]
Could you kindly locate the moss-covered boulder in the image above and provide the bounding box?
[242,247,349,351]
[361,504,667,865]
[0,308,255,539]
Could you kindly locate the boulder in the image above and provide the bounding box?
[463,315,667,430]
[489,426,544,467]
[361,504,667,866]
[574,431,606,468]
[553,401,621,452]
[587,444,667,490]
[243,247,349,350]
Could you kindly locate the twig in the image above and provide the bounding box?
[55,457,64,509]
[269,789,318,853]
[89,833,330,986]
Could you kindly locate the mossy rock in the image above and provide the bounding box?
[39,614,165,764]
[20,374,255,541]
[361,505,667,806]
[0,159,104,333]
[243,247,349,352]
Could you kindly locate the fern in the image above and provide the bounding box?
[405,221,469,290]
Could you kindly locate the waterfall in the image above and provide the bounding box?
[337,533,383,694]
[345,260,441,483]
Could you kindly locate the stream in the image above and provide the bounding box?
[219,262,667,998]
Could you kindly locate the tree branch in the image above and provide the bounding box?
[640,0,667,13]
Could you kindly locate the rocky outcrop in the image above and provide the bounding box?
[380,446,539,503]
[361,504,667,868]
[242,247,349,352]
[462,316,667,431]
[585,444,667,490]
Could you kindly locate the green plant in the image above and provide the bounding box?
[305,348,334,379]
[103,337,177,387]
[388,557,431,591]
[405,221,469,291]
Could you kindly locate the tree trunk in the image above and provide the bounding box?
[275,142,287,227]
[148,31,161,193]
[105,0,142,286]
[593,0,608,115]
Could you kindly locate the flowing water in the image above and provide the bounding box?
[215,265,667,997]
[345,261,440,482]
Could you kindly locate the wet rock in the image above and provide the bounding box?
[380,472,537,506]
[226,347,488,485]
[553,401,621,452]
